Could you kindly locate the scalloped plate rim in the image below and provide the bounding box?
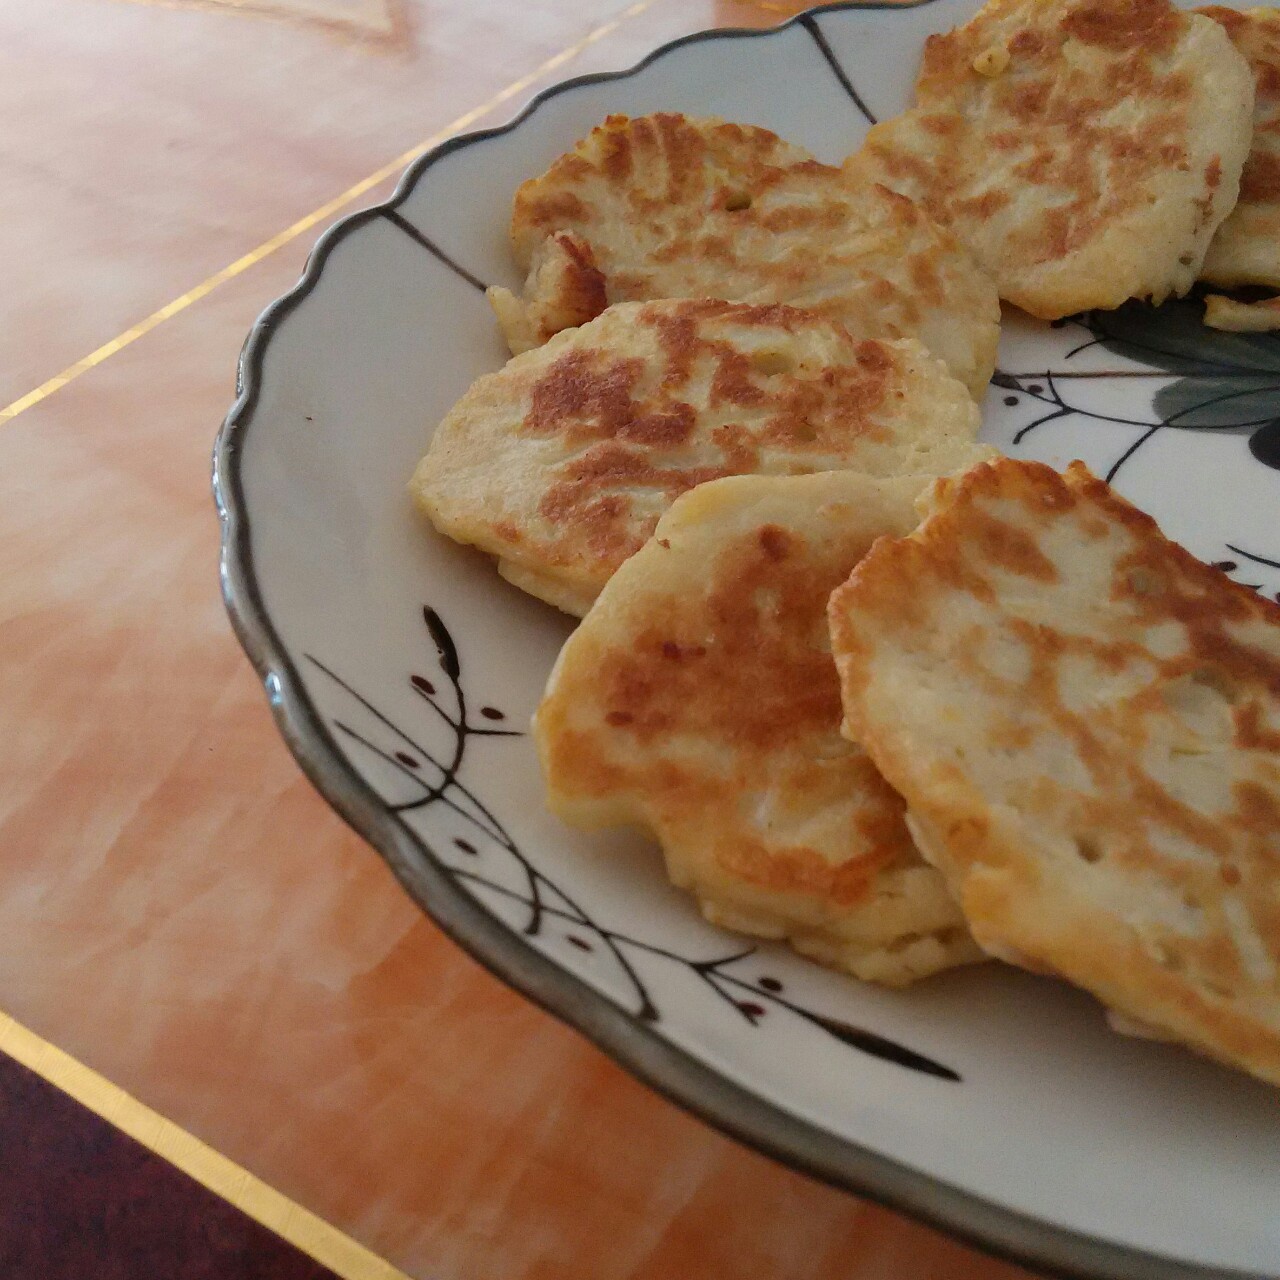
[212,7,1264,1278]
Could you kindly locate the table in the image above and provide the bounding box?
[0,2,1037,1276]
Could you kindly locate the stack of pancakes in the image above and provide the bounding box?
[411,0,1280,1086]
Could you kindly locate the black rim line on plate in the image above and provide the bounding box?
[210,6,1270,1280]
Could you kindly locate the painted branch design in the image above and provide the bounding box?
[308,608,961,1083]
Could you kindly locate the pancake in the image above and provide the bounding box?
[1203,292,1280,331]
[1200,7,1280,289]
[1200,7,1280,329]
[490,112,1000,398]
[411,297,984,616]
[844,0,1254,319]
[829,457,1280,1085]
[534,470,986,986]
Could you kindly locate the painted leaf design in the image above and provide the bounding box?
[1084,297,1280,471]
[1249,419,1280,468]
[423,605,461,679]
[1154,377,1280,431]
[794,1010,960,1081]
[1088,297,1280,376]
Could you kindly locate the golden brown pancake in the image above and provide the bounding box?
[845,0,1254,318]
[1200,7,1280,329]
[490,112,1000,397]
[535,471,986,985]
[829,457,1280,1085]
[412,298,985,616]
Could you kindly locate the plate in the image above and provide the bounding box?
[214,4,1280,1276]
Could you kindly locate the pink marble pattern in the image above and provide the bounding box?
[0,1,1034,1275]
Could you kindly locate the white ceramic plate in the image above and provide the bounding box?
[214,4,1280,1276]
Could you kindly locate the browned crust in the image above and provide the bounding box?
[533,471,984,984]
[504,112,1000,396]
[1200,7,1280,287]
[413,297,982,614]
[829,458,1280,1085]
[849,0,1254,315]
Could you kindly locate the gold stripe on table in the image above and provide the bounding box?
[0,1009,411,1280]
[0,0,658,428]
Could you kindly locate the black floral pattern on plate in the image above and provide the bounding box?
[1088,295,1280,472]
[994,293,1280,603]
[309,608,961,1083]
[1002,293,1280,478]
